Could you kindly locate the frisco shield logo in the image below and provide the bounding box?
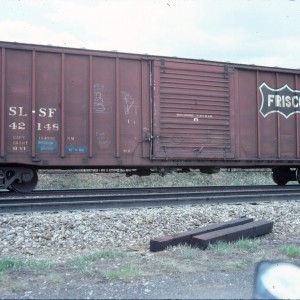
[259,82,300,119]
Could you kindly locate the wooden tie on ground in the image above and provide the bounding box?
[150,217,273,252]
[191,220,273,249]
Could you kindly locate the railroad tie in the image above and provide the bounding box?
[150,217,254,252]
[191,220,273,249]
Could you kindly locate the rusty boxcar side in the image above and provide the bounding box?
[1,41,300,191]
[1,42,152,168]
[153,60,300,163]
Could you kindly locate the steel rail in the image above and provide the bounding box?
[0,185,300,214]
[1,184,299,198]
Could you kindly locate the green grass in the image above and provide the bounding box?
[233,238,260,250]
[232,258,252,269]
[207,238,260,254]
[168,239,260,258]
[106,265,143,281]
[0,250,128,275]
[281,245,300,258]
[69,249,128,269]
[178,244,200,259]
[0,258,51,273]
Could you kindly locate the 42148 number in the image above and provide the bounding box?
[9,122,59,131]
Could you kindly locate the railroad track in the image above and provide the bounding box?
[0,185,300,214]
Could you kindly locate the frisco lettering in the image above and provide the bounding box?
[259,82,300,118]
[268,94,300,108]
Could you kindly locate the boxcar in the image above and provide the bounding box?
[1,41,300,192]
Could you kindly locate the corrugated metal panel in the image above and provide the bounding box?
[153,60,232,159]
[236,67,300,160]
[0,41,152,167]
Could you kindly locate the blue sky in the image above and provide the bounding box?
[1,0,300,68]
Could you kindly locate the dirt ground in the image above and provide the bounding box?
[1,233,299,299]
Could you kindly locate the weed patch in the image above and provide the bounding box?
[0,258,51,273]
[232,258,252,270]
[106,265,143,281]
[69,249,127,269]
[207,238,260,254]
[281,245,300,258]
[178,244,201,259]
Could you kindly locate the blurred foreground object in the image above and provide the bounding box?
[254,261,300,299]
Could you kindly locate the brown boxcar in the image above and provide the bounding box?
[1,41,300,191]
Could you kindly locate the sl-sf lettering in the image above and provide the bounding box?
[38,108,57,118]
[9,106,28,116]
[9,107,57,117]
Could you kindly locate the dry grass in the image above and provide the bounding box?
[36,169,274,190]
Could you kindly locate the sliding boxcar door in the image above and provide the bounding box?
[152,59,234,160]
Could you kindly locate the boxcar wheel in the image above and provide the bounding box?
[10,169,38,193]
[272,167,293,186]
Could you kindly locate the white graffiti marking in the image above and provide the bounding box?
[93,84,106,113]
[96,131,111,146]
[121,91,136,115]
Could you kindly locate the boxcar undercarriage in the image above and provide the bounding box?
[1,165,299,193]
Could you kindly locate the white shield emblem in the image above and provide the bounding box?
[259,82,300,119]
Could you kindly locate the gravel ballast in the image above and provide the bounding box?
[1,196,300,299]
[1,200,300,260]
